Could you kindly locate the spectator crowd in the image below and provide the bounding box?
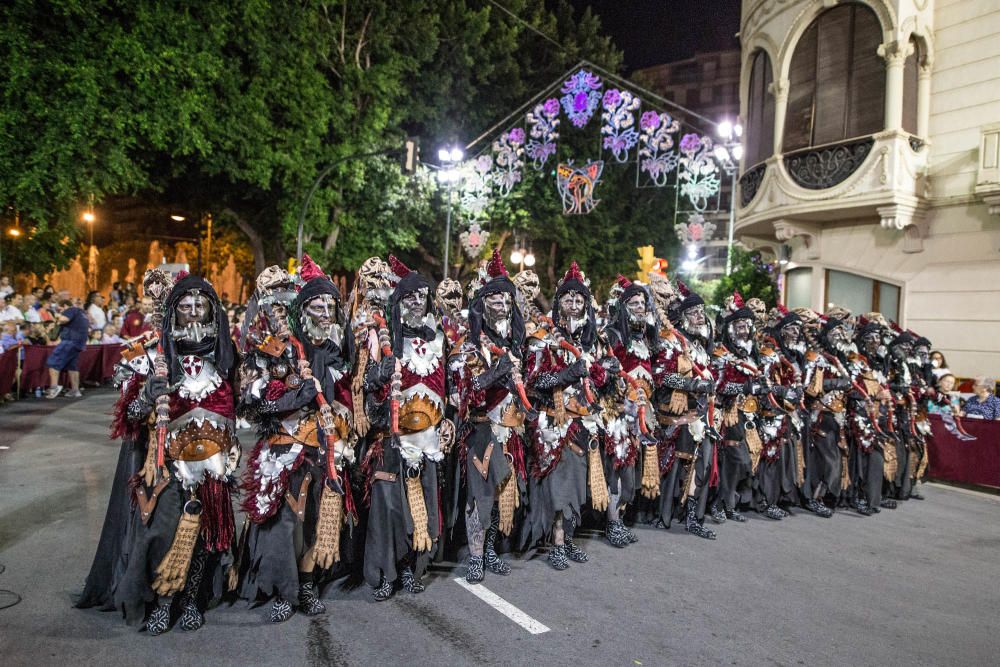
[0,275,248,402]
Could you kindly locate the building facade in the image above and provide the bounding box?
[736,0,1000,377]
[635,51,742,279]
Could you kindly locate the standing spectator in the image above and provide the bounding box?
[930,350,951,379]
[35,297,55,322]
[109,281,122,304]
[119,296,150,339]
[84,290,107,333]
[0,294,24,321]
[0,275,13,298]
[962,377,1000,420]
[46,299,90,398]
[23,292,42,323]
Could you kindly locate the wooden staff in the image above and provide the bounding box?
[536,314,599,407]
[287,335,341,488]
[482,335,535,417]
[370,313,401,435]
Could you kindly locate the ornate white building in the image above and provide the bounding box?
[736,0,1000,377]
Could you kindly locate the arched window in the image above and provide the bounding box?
[744,50,775,167]
[902,37,920,135]
[783,3,885,152]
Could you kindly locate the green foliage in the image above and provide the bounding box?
[708,246,778,308]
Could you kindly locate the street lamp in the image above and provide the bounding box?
[508,239,535,271]
[715,118,744,276]
[82,208,97,289]
[438,144,465,281]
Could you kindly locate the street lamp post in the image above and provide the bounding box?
[509,240,535,273]
[82,210,96,289]
[437,145,464,281]
[713,119,744,276]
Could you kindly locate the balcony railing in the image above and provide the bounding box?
[782,136,875,190]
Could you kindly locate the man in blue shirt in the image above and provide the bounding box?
[46,299,91,398]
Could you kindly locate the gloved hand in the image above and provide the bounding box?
[475,354,513,391]
[690,378,714,394]
[144,375,169,402]
[822,377,850,392]
[557,358,589,385]
[601,356,622,376]
[743,379,766,395]
[785,387,802,404]
[376,355,397,385]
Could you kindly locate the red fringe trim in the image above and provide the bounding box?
[360,436,384,508]
[110,375,145,441]
[531,420,581,479]
[239,439,306,524]
[198,476,236,552]
[657,431,679,475]
[603,432,639,469]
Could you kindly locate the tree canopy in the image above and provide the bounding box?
[1,0,683,294]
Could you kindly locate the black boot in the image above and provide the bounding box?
[177,550,207,631]
[565,537,589,562]
[724,507,748,523]
[804,499,833,518]
[298,572,326,615]
[709,503,727,524]
[764,504,784,520]
[466,555,485,583]
[270,597,293,623]
[605,520,630,548]
[401,566,425,594]
[880,498,898,510]
[484,515,512,575]
[547,545,569,571]
[145,601,172,636]
[372,577,394,602]
[685,499,717,539]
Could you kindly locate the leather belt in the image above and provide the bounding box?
[285,472,312,522]
[472,442,494,479]
[373,471,398,483]
[657,412,699,426]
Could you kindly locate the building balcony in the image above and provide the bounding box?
[734,130,930,252]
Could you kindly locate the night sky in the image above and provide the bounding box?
[569,0,742,71]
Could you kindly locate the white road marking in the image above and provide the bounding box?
[452,577,550,635]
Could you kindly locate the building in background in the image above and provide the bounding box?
[735,0,1000,377]
[634,50,741,278]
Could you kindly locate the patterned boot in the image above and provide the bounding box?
[466,555,485,584]
[805,499,833,518]
[372,577,394,602]
[401,567,425,594]
[145,601,172,636]
[764,504,784,520]
[484,514,512,575]
[623,523,639,543]
[709,503,727,524]
[270,597,293,623]
[605,520,630,548]
[547,545,569,571]
[298,573,326,615]
[685,499,717,539]
[177,550,207,632]
[724,507,748,523]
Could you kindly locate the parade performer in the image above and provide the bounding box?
[769,307,833,517]
[906,334,934,498]
[76,268,172,611]
[114,274,239,634]
[522,261,616,567]
[450,250,528,582]
[600,275,656,547]
[237,257,356,622]
[854,318,896,512]
[651,280,717,538]
[360,256,452,600]
[711,293,791,522]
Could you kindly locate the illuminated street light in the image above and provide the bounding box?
[170,214,186,222]
[715,117,745,276]
[8,227,21,237]
[82,211,95,223]
[523,252,536,267]
[510,249,523,265]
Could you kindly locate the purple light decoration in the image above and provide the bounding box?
[526,98,560,170]
[560,69,602,128]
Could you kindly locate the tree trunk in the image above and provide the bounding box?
[225,208,267,275]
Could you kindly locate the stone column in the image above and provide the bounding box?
[917,56,933,138]
[879,41,912,132]
[770,78,789,154]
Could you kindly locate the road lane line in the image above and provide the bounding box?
[452,577,550,635]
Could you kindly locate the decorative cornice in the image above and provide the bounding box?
[773,219,821,260]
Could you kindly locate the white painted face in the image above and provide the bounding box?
[302,294,342,346]
[177,293,211,326]
[559,290,587,334]
[483,291,512,337]
[625,293,647,329]
[400,287,429,326]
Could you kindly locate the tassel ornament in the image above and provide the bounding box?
[640,444,660,499]
[497,471,519,536]
[313,485,345,569]
[405,473,433,553]
[587,444,609,512]
[152,501,202,596]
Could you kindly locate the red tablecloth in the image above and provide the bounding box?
[0,344,122,394]
[927,414,1000,489]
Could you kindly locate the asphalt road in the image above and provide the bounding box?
[1,390,998,666]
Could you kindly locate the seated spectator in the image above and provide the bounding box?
[0,294,24,321]
[100,324,123,345]
[36,297,55,322]
[120,298,150,339]
[962,377,1000,420]
[0,275,12,298]
[27,323,51,345]
[46,299,90,398]
[0,321,20,350]
[930,350,951,379]
[927,373,961,415]
[88,328,103,344]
